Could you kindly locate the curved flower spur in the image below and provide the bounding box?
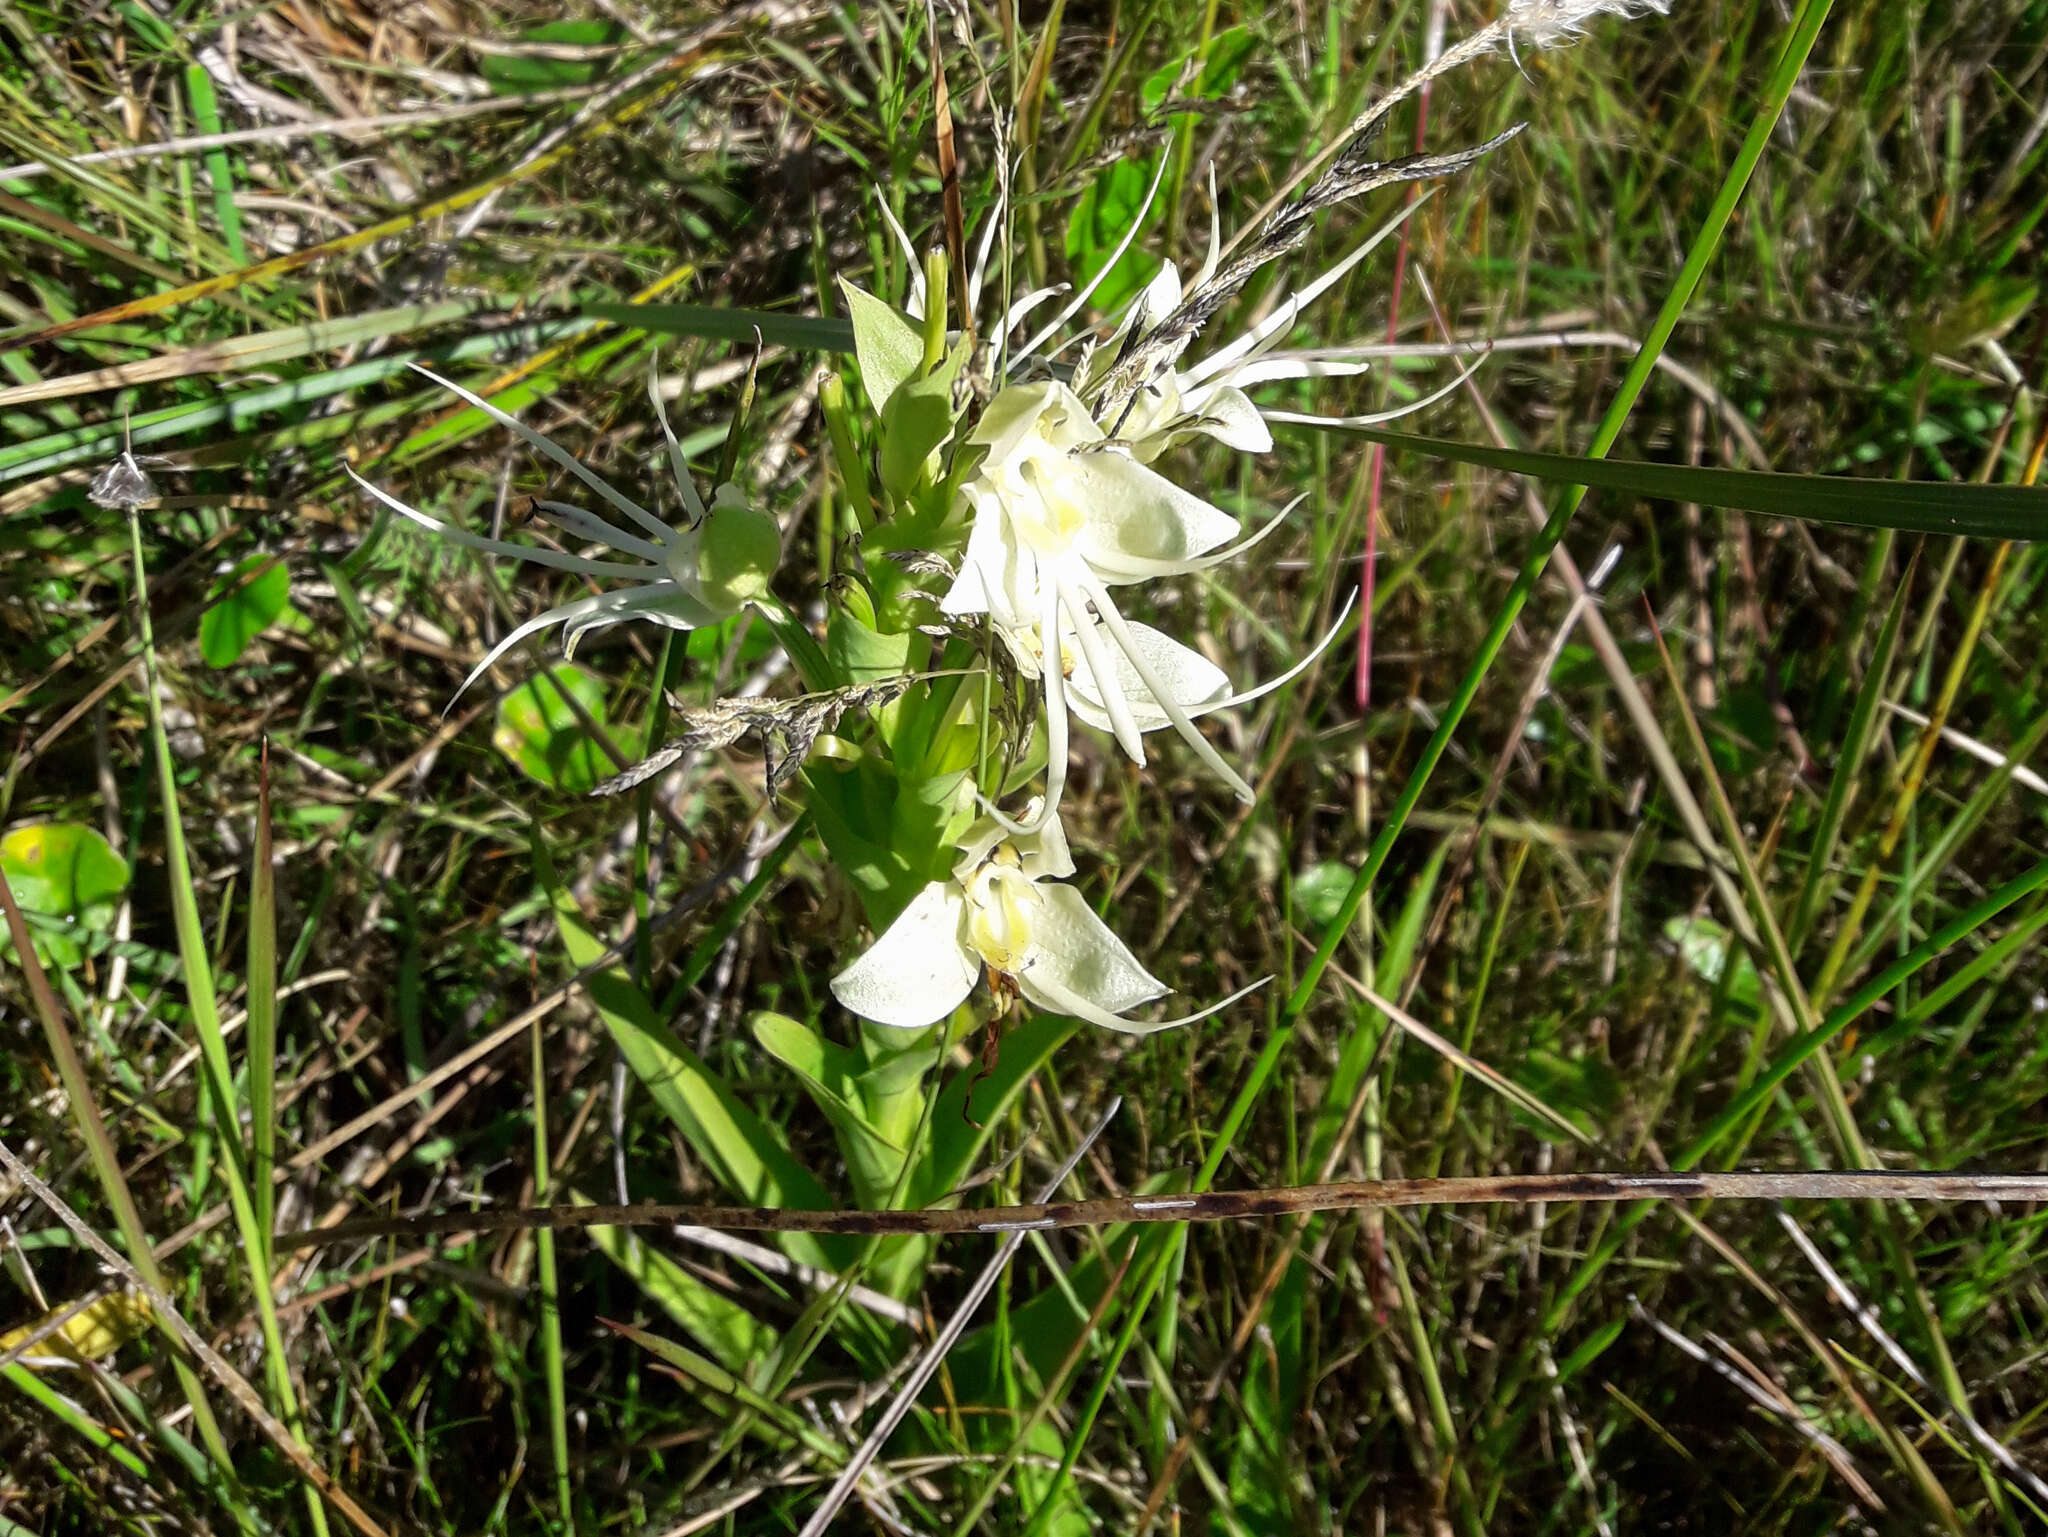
[347,365,780,702]
[830,801,1268,1035]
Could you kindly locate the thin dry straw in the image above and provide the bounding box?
[280,1169,2048,1250]
[793,1097,1123,1537]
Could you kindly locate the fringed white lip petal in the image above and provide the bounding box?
[1182,195,1433,390]
[533,500,670,564]
[1057,573,1148,766]
[830,882,978,1029]
[348,467,651,581]
[1064,452,1241,582]
[407,365,672,544]
[1020,964,1271,1036]
[1259,353,1483,429]
[1083,573,1256,803]
[1012,154,1172,367]
[1019,885,1168,1017]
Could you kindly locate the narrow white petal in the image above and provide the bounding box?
[450,591,616,704]
[408,365,668,542]
[830,882,978,1029]
[1013,154,1172,365]
[1021,885,1167,1016]
[876,195,928,320]
[965,193,1005,321]
[1195,165,1222,289]
[348,466,650,580]
[1083,576,1255,802]
[999,284,1068,337]
[533,500,669,564]
[1020,961,1271,1036]
[1194,589,1357,714]
[1058,572,1147,765]
[1211,358,1373,388]
[648,365,707,524]
[977,584,1072,838]
[1259,355,1483,429]
[1182,196,1432,389]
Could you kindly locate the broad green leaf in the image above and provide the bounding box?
[805,758,922,929]
[1064,158,1163,315]
[1344,426,2048,540]
[578,1196,776,1374]
[478,21,622,91]
[197,555,290,667]
[1227,1256,1304,1534]
[1665,915,1763,1010]
[492,664,611,794]
[0,823,130,968]
[857,1025,940,1151]
[751,1012,907,1209]
[879,370,958,498]
[1291,861,1355,929]
[837,280,924,411]
[548,899,849,1270]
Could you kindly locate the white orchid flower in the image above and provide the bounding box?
[937,379,1301,828]
[1023,592,1356,747]
[830,804,1267,1034]
[347,366,779,702]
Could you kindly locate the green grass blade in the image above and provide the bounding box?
[583,302,856,353]
[247,743,277,1252]
[531,1017,572,1530]
[0,867,238,1490]
[1338,426,2048,539]
[124,512,332,1537]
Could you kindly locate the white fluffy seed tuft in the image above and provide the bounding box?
[1507,0,1671,51]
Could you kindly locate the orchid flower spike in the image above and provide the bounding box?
[348,366,779,702]
[830,803,1268,1034]
[940,380,1299,830]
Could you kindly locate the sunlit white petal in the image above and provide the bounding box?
[830,882,978,1029]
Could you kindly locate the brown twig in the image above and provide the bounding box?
[280,1169,2048,1251]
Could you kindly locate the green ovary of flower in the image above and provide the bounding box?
[693,486,782,611]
